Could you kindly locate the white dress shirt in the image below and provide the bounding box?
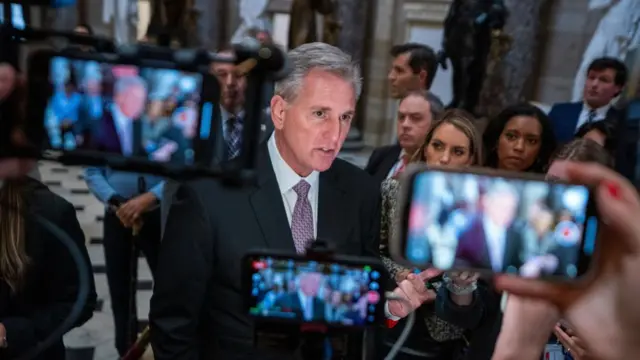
[267,134,319,237]
[298,291,314,321]
[483,217,507,272]
[574,103,611,132]
[111,104,133,156]
[386,150,407,179]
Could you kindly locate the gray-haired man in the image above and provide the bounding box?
[150,42,381,359]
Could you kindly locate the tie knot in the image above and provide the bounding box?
[293,180,311,197]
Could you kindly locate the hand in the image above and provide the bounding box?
[387,268,442,319]
[554,324,589,360]
[0,323,6,347]
[493,162,640,360]
[492,295,560,360]
[394,269,411,283]
[116,192,157,227]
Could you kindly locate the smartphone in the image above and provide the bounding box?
[26,49,219,174]
[243,252,386,328]
[392,166,599,280]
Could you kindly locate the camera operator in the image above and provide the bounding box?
[0,62,97,360]
[150,42,381,359]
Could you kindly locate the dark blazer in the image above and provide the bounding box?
[93,108,144,156]
[274,293,326,322]
[614,102,639,186]
[548,101,622,144]
[150,143,381,360]
[0,178,97,360]
[455,217,525,272]
[364,145,402,187]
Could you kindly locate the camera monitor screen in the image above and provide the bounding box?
[44,56,213,165]
[246,256,385,327]
[403,169,597,279]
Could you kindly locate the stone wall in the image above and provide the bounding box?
[532,0,604,104]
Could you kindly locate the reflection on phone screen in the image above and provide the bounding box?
[405,170,596,278]
[247,257,383,327]
[44,56,212,165]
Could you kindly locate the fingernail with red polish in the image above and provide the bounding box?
[603,180,621,199]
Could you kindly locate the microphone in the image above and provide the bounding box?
[232,40,291,80]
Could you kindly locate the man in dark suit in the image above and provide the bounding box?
[455,181,525,272]
[92,76,148,156]
[548,57,628,144]
[275,272,326,322]
[364,91,443,186]
[150,42,380,359]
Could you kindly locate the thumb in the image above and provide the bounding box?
[418,268,443,282]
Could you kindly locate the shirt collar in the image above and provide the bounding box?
[583,102,611,117]
[267,133,319,195]
[111,103,129,128]
[221,106,245,124]
[483,216,504,240]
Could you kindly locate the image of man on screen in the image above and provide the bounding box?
[93,76,147,155]
[455,182,525,272]
[275,272,327,322]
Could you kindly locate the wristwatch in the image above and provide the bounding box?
[443,273,477,295]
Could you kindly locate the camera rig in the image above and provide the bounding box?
[0,2,289,185]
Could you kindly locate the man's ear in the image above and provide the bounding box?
[270,95,287,130]
[419,69,428,88]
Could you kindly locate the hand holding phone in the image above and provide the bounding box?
[387,268,441,319]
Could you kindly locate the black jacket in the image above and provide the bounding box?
[0,178,97,359]
[365,145,402,187]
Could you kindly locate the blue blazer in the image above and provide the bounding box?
[548,102,620,144]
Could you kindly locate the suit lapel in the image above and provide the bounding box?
[377,146,402,182]
[317,170,351,248]
[249,144,296,252]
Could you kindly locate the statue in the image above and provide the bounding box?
[288,0,338,49]
[145,0,199,46]
[231,0,270,45]
[572,0,640,101]
[438,0,509,114]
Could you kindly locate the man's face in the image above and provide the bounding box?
[116,84,147,119]
[271,69,355,176]
[484,191,518,228]
[211,51,247,112]
[300,273,322,297]
[388,53,424,99]
[583,68,621,108]
[396,94,433,154]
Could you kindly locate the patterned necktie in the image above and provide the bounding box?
[291,180,314,254]
[587,109,597,124]
[225,116,243,159]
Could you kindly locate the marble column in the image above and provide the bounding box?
[335,0,371,146]
[476,0,550,118]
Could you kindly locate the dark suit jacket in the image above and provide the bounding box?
[364,145,402,187]
[614,102,639,186]
[548,101,622,144]
[455,217,525,272]
[0,178,97,360]
[93,108,144,156]
[274,293,326,322]
[150,143,381,360]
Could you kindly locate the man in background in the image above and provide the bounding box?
[365,91,444,186]
[275,272,327,321]
[548,57,627,144]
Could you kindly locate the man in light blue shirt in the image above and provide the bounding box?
[84,166,164,356]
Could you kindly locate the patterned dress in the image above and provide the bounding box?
[379,178,466,342]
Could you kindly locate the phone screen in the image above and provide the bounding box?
[245,256,384,327]
[402,169,597,279]
[43,56,213,165]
